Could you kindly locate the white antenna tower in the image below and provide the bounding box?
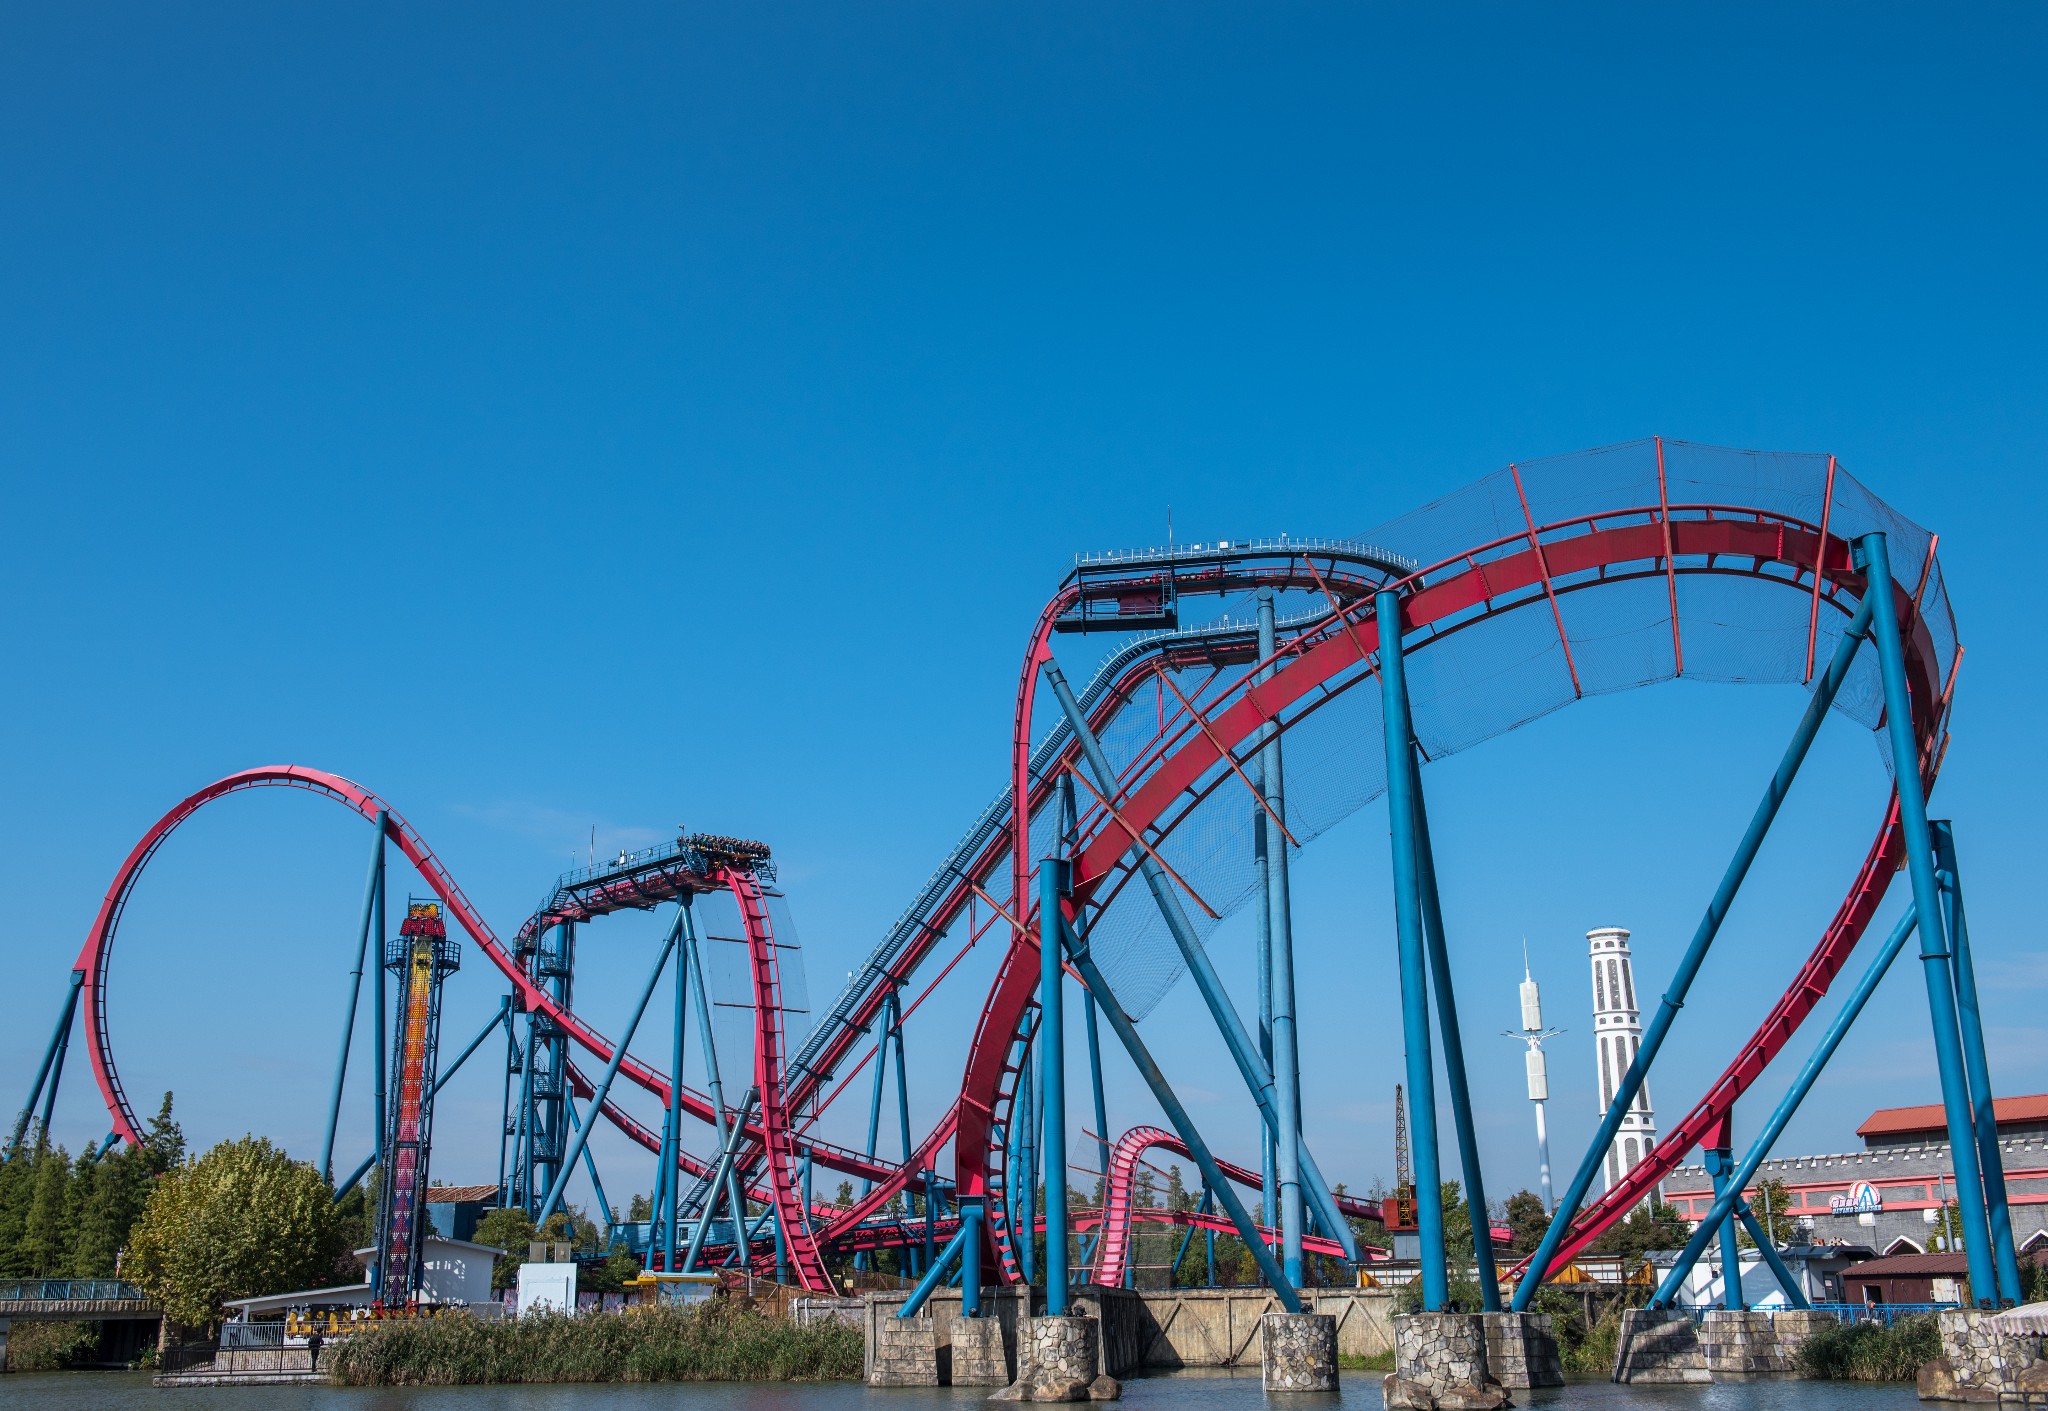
[1503,941,1566,1212]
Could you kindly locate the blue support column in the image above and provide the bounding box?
[683,1090,757,1274]
[1515,587,1877,1306]
[1048,901,1300,1309]
[13,972,83,1152]
[321,811,388,1183]
[497,994,517,1206]
[1084,990,1110,1207]
[1377,589,1448,1310]
[1041,657,1359,1262]
[1651,903,1919,1307]
[678,917,750,1275]
[562,1095,616,1229]
[369,823,388,1173]
[1933,822,2023,1305]
[1384,589,1449,1302]
[857,990,893,1270]
[1257,587,1307,1286]
[1735,1200,1809,1309]
[1038,858,1070,1312]
[1706,1138,1745,1310]
[892,996,918,1277]
[334,997,514,1204]
[663,900,691,1271]
[1411,773,1499,1310]
[899,1202,986,1318]
[1017,1009,1039,1285]
[1861,532,1998,1305]
[536,915,681,1223]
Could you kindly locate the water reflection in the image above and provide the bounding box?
[0,1370,1922,1411]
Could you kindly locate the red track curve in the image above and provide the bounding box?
[964,506,1945,1283]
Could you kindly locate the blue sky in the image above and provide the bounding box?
[4,4,2045,1219]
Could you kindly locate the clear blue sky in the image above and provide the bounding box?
[5,4,2045,1218]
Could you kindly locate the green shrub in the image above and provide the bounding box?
[6,1320,103,1371]
[328,1300,863,1385]
[1797,1315,1941,1382]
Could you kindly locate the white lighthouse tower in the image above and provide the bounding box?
[1588,927,1658,1193]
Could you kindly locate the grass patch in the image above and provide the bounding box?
[1796,1316,1940,1382]
[1339,1350,1395,1372]
[327,1301,862,1386]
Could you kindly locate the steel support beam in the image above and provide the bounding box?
[1734,1199,1809,1309]
[12,972,84,1153]
[333,996,513,1204]
[370,823,389,1173]
[1041,656,1358,1262]
[1257,588,1306,1285]
[1047,902,1300,1310]
[1862,531,1998,1305]
[1411,778,1499,1310]
[1515,587,1876,1306]
[1038,858,1070,1312]
[321,811,387,1184]
[1933,821,2023,1304]
[1651,902,1918,1307]
[900,1203,985,1318]
[663,901,690,1272]
[1377,589,1449,1310]
[536,913,682,1223]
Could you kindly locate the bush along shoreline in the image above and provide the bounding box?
[327,1302,863,1386]
[1796,1315,1941,1382]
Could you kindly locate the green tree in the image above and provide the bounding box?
[1166,1165,1189,1212]
[1504,1190,1550,1254]
[125,1136,350,1329]
[1737,1177,1798,1248]
[627,1192,652,1222]
[141,1092,186,1171]
[1586,1199,1691,1260]
[473,1207,538,1292]
[833,1181,853,1208]
[24,1144,74,1276]
[0,1133,38,1276]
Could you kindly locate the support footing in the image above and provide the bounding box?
[991,1316,1104,1403]
[1261,1312,1338,1392]
[1388,1312,1511,1409]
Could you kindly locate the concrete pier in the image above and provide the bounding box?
[953,1318,1010,1386]
[1386,1312,1510,1410]
[1612,1309,1709,1384]
[991,1316,1102,1403]
[867,1316,940,1387]
[1918,1308,2045,1402]
[1260,1313,1338,1392]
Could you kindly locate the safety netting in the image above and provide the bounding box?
[1042,440,1958,1021]
[697,886,813,1100]
[798,440,1958,1100]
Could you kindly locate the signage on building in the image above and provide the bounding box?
[1829,1180,1882,1215]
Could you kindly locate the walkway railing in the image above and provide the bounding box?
[0,1278,148,1302]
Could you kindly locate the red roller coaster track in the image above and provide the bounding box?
[69,453,1951,1294]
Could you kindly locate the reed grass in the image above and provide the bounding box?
[328,1300,863,1386]
[1796,1314,1940,1382]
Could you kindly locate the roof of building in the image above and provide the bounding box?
[426,1184,501,1204]
[1860,1095,2048,1139]
[1842,1252,1973,1277]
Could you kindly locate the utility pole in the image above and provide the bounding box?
[1503,948,1565,1211]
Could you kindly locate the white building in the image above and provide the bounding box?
[222,1235,503,1320]
[1588,927,1659,1193]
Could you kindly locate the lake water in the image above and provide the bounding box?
[0,1372,1923,1411]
